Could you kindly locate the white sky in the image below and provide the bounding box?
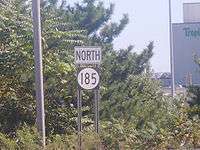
[69,0,200,72]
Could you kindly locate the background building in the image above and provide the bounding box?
[153,72,171,87]
[172,3,200,86]
[183,3,200,23]
[152,72,186,95]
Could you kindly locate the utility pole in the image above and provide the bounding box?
[169,0,175,97]
[32,0,46,147]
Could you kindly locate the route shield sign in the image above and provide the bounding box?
[75,46,101,141]
[75,47,101,64]
[78,68,100,90]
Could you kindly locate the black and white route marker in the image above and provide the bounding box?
[75,46,101,150]
[78,68,100,90]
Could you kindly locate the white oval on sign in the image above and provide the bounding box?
[78,68,100,90]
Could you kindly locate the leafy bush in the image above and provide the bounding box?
[0,117,199,149]
[187,85,200,118]
[45,131,100,150]
[0,133,17,150]
[15,125,41,150]
[46,134,76,150]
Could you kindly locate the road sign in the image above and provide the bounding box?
[75,47,101,149]
[75,47,101,64]
[78,68,100,90]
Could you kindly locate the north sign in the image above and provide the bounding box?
[75,47,101,64]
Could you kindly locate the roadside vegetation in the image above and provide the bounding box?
[0,0,200,149]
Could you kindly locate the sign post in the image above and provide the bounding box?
[94,89,100,133]
[77,89,82,149]
[75,47,101,149]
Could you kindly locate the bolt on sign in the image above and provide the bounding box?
[75,47,101,64]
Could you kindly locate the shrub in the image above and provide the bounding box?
[0,133,17,150]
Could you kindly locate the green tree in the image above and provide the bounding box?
[187,86,200,118]
[186,55,200,118]
[0,0,153,137]
[0,0,86,135]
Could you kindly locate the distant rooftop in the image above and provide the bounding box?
[152,72,171,80]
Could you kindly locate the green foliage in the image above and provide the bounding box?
[46,130,100,150]
[0,125,41,150]
[0,116,199,150]
[1,0,200,149]
[187,86,200,118]
[15,125,41,150]
[100,97,200,150]
[0,133,17,150]
[46,134,77,150]
[101,73,160,121]
[0,0,86,135]
[0,0,151,136]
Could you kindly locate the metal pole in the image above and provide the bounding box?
[95,65,100,134]
[94,88,100,150]
[32,0,46,147]
[94,89,99,133]
[169,0,175,97]
[77,89,82,149]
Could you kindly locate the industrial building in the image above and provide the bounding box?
[173,3,200,86]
